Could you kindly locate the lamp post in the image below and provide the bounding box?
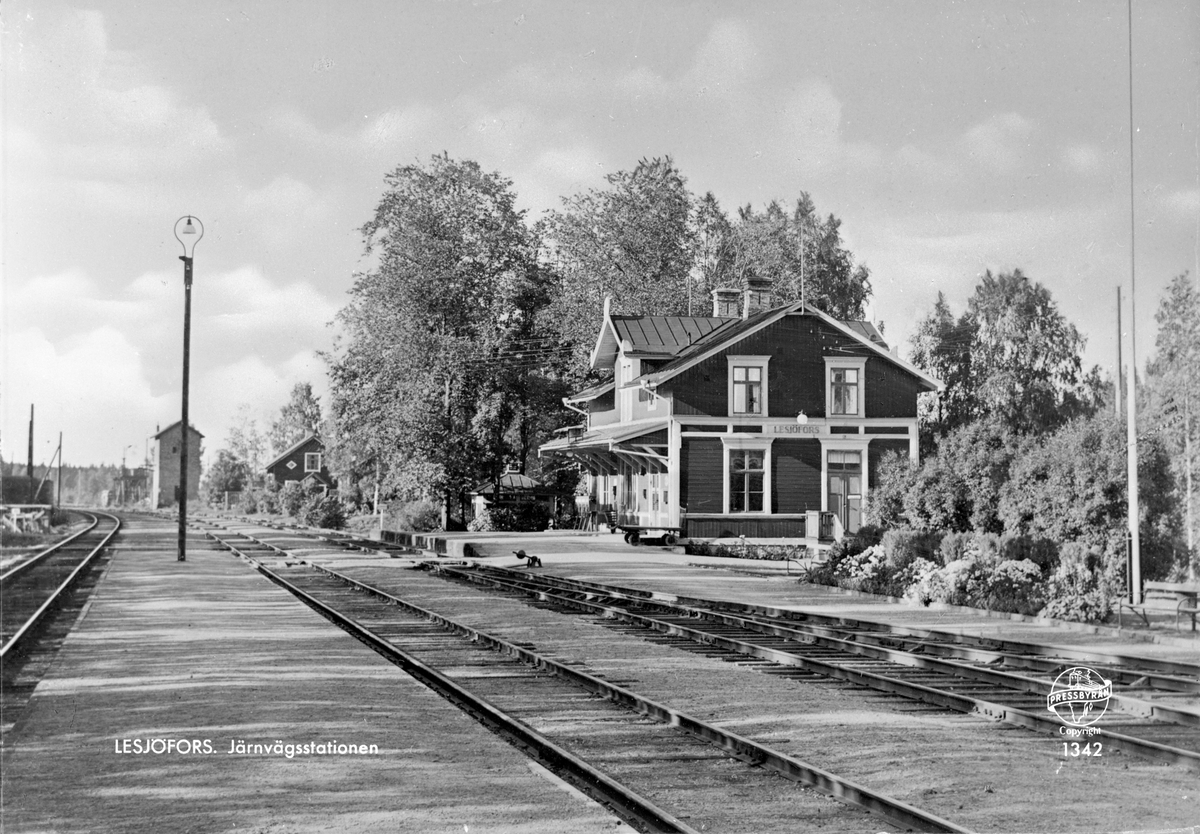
[174,215,203,562]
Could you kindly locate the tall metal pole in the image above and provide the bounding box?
[1115,286,1123,418]
[57,433,63,508]
[27,404,34,501]
[179,254,193,561]
[174,215,202,562]
[1125,0,1142,603]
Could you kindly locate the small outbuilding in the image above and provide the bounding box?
[469,470,564,520]
[152,421,203,509]
[265,434,335,491]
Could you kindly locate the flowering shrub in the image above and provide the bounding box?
[967,558,1044,614]
[1039,543,1113,622]
[901,558,944,606]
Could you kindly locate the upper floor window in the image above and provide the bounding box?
[824,357,867,418]
[831,368,858,415]
[727,356,770,417]
[304,452,322,472]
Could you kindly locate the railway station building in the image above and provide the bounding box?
[151,421,203,509]
[539,284,941,546]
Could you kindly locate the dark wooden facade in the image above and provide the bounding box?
[540,296,939,543]
[265,435,334,489]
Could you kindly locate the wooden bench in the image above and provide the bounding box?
[1119,582,1200,632]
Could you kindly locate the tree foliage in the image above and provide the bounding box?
[269,382,322,456]
[1141,272,1199,566]
[730,196,871,320]
[998,411,1179,581]
[327,153,565,522]
[542,156,696,360]
[911,270,1101,439]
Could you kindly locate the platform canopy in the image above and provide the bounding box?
[540,419,670,475]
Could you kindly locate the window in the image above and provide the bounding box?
[727,356,770,417]
[824,357,867,418]
[831,368,858,415]
[729,450,765,512]
[733,366,762,413]
[304,453,322,473]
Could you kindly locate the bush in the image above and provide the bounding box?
[238,489,260,514]
[389,499,442,532]
[467,507,494,532]
[1000,535,1059,572]
[807,532,870,585]
[302,494,346,529]
[901,558,944,606]
[279,481,307,517]
[880,528,941,572]
[937,531,975,566]
[1039,542,1113,623]
[967,558,1044,614]
[487,500,551,532]
[256,490,280,515]
[964,532,1004,566]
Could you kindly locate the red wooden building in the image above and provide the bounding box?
[539,285,940,545]
[265,434,335,491]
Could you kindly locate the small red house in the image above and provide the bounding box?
[539,285,941,545]
[265,434,335,491]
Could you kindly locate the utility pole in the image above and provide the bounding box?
[57,433,63,508]
[27,405,34,502]
[1115,286,1123,417]
[1125,0,1142,603]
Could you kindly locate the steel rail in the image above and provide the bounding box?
[0,511,120,661]
[436,564,1200,772]
[299,559,971,834]
[458,566,1200,727]
[206,534,700,834]
[201,523,970,833]
[0,511,97,584]
[476,566,1200,685]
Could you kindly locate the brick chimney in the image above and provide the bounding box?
[743,275,773,318]
[712,287,740,317]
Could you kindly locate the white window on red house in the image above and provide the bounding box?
[729,450,764,512]
[304,453,322,473]
[732,366,762,414]
[830,368,859,415]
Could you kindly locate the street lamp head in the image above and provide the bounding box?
[174,215,204,258]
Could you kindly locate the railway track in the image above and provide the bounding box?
[430,562,1200,770]
[1,510,121,742]
[202,521,969,833]
[1,511,120,661]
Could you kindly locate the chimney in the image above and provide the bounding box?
[712,287,740,317]
[743,275,773,319]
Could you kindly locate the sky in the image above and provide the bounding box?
[2,0,1197,468]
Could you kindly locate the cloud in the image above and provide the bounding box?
[8,9,228,181]
[963,112,1036,171]
[2,325,170,465]
[1063,143,1105,174]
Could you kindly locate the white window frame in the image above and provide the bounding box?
[721,435,774,515]
[304,452,322,473]
[727,355,771,417]
[824,356,867,418]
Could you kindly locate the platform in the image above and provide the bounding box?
[0,521,629,833]
[381,528,1200,663]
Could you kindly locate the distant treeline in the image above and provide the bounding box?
[0,462,132,506]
